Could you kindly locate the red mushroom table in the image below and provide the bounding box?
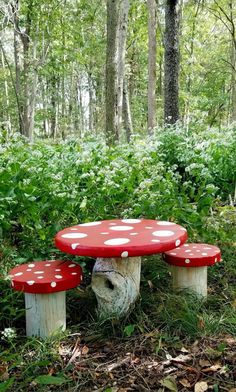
[55,219,187,317]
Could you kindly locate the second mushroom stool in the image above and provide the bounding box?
[163,243,221,297]
[9,260,83,338]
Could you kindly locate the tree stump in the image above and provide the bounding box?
[91,256,141,318]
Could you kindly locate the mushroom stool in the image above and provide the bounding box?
[9,260,83,338]
[163,244,221,297]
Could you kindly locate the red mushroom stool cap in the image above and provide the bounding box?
[9,260,83,294]
[163,243,221,267]
[55,219,188,258]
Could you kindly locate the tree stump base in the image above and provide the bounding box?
[91,256,141,318]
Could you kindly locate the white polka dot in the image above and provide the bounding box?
[70,228,79,230]
[51,282,57,288]
[71,243,80,250]
[62,233,87,239]
[27,281,35,285]
[145,226,153,229]
[202,253,208,256]
[196,250,200,252]
[55,269,61,272]
[157,221,175,226]
[170,252,177,255]
[185,250,191,253]
[109,223,116,225]
[121,219,141,224]
[185,259,191,264]
[192,246,197,249]
[121,251,129,258]
[26,269,32,272]
[130,233,138,235]
[34,271,44,274]
[69,264,76,268]
[55,275,63,279]
[151,239,161,242]
[101,232,109,234]
[110,226,133,231]
[37,276,44,279]
[204,247,212,250]
[71,272,77,275]
[175,240,181,247]
[79,222,102,227]
[14,272,23,276]
[104,238,130,246]
[28,264,35,268]
[45,264,51,266]
[189,253,194,256]
[152,230,175,237]
[183,244,189,247]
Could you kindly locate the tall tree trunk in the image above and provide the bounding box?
[122,76,133,142]
[105,0,130,145]
[229,0,236,122]
[147,0,157,133]
[230,42,236,122]
[1,49,12,134]
[50,74,57,139]
[117,0,130,135]
[12,1,23,134]
[105,0,120,145]
[164,0,180,124]
[184,0,201,128]
[88,71,94,132]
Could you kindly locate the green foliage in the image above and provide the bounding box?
[0,126,234,263]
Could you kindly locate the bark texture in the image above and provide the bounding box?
[123,76,133,142]
[164,0,180,124]
[105,0,120,145]
[91,256,141,318]
[147,0,157,133]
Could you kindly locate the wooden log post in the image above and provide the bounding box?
[170,265,208,297]
[91,256,141,318]
[25,292,66,337]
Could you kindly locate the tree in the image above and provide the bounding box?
[147,0,157,133]
[164,0,180,124]
[105,0,130,145]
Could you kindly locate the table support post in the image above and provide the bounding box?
[91,256,141,318]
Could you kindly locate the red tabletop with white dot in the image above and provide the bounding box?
[55,219,188,258]
[9,260,83,294]
[163,243,221,267]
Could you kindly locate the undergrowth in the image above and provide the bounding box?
[0,126,236,390]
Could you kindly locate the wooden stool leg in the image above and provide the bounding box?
[25,291,66,337]
[171,266,208,297]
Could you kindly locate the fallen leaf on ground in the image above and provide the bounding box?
[160,376,178,391]
[180,347,189,353]
[202,363,222,373]
[199,359,211,368]
[179,378,191,388]
[194,381,208,392]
